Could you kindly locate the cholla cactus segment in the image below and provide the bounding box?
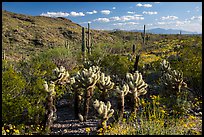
[126,71,148,96]
[160,59,171,72]
[74,66,100,88]
[43,81,49,92]
[116,84,130,96]
[93,99,114,120]
[52,66,70,84]
[98,72,115,91]
[43,81,56,96]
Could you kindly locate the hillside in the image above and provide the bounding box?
[2,10,129,61]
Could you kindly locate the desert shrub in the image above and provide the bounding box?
[100,54,133,83]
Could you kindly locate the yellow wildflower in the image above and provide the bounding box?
[183,124,188,128]
[85,127,91,133]
[161,110,166,114]
[189,115,196,120]
[6,129,9,132]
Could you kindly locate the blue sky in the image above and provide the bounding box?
[2,2,202,33]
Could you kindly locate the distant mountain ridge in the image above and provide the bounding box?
[130,28,200,34]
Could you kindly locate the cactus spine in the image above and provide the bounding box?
[116,84,130,119]
[74,66,100,121]
[126,71,148,114]
[93,99,114,128]
[97,72,115,102]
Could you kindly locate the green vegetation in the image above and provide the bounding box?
[2,10,202,135]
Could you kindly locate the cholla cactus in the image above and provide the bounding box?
[93,99,114,128]
[74,65,100,90]
[160,59,171,73]
[43,81,57,133]
[126,71,148,114]
[97,72,115,102]
[115,84,130,119]
[43,81,56,96]
[162,69,187,95]
[74,65,101,121]
[52,66,70,85]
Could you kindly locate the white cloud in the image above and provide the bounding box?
[195,6,199,12]
[161,15,178,20]
[110,16,121,21]
[190,16,202,21]
[40,12,69,17]
[157,22,166,25]
[136,3,143,7]
[86,10,97,15]
[136,3,152,8]
[143,11,158,15]
[154,2,160,4]
[93,18,110,22]
[120,15,144,21]
[109,15,144,22]
[113,22,139,26]
[143,4,152,8]
[112,7,116,9]
[127,11,136,14]
[70,11,85,17]
[101,10,111,15]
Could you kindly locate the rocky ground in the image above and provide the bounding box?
[50,100,99,135]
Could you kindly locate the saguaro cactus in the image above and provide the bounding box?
[82,27,86,62]
[93,99,114,128]
[141,25,146,46]
[74,66,100,121]
[97,72,115,102]
[65,40,69,49]
[126,71,148,114]
[132,44,136,55]
[87,23,91,55]
[115,84,130,119]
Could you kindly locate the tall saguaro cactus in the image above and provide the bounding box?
[132,44,136,55]
[87,23,91,55]
[82,27,86,62]
[93,99,114,128]
[97,72,115,102]
[126,71,148,115]
[115,84,130,119]
[141,25,146,47]
[74,66,101,121]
